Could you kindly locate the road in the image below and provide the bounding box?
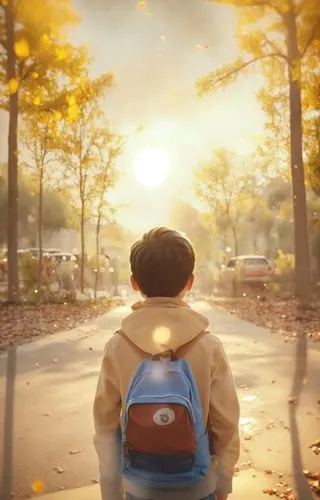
[0,299,319,500]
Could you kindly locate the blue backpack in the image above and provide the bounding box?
[117,330,212,489]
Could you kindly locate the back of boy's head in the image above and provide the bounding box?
[130,227,195,298]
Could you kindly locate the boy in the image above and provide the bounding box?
[93,227,240,500]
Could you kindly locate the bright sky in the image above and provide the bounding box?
[0,0,266,235]
[71,0,265,233]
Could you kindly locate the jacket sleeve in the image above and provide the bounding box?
[93,341,122,500]
[209,339,240,495]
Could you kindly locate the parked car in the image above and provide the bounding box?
[220,255,273,295]
[49,252,77,264]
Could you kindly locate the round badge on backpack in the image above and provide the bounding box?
[153,407,175,426]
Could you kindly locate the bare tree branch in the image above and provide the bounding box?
[199,52,288,94]
[20,61,37,82]
[261,33,288,60]
[301,17,320,57]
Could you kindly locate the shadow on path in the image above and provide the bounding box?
[289,330,314,500]
[0,345,16,500]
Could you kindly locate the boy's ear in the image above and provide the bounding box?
[185,273,194,292]
[130,275,140,292]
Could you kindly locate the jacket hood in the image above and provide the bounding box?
[120,297,209,355]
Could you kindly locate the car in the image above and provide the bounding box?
[220,255,273,295]
[48,252,77,264]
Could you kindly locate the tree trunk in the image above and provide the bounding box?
[5,0,20,303]
[37,162,44,291]
[286,9,311,304]
[94,214,101,300]
[80,198,85,294]
[231,225,239,257]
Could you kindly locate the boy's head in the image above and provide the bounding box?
[130,227,195,298]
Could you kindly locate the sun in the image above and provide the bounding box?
[133,148,170,188]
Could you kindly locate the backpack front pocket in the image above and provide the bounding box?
[125,402,196,474]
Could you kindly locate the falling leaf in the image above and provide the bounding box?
[32,480,44,494]
[138,0,145,8]
[55,47,67,60]
[67,104,80,121]
[69,450,80,455]
[66,95,76,106]
[147,8,153,14]
[288,396,297,405]
[7,78,19,95]
[42,412,51,417]
[33,96,41,106]
[135,124,144,134]
[14,39,30,59]
[265,469,273,475]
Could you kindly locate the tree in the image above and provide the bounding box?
[0,0,89,302]
[0,164,74,246]
[3,0,19,302]
[197,0,320,303]
[91,135,123,299]
[20,112,58,289]
[169,199,215,264]
[57,73,114,293]
[195,149,253,256]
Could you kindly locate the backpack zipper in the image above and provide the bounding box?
[125,394,195,423]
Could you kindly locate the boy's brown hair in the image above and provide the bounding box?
[130,227,195,298]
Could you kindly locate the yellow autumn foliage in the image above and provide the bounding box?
[14,38,30,59]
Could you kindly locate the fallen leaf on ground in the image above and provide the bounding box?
[31,480,44,494]
[54,466,64,474]
[303,470,320,495]
[309,440,320,455]
[0,299,122,352]
[288,397,297,405]
[212,298,320,342]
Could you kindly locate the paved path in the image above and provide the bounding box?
[0,299,319,500]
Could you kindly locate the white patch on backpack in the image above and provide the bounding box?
[153,407,175,426]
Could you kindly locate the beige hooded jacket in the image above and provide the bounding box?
[93,298,240,500]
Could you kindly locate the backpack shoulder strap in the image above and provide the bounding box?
[115,329,152,358]
[175,330,209,358]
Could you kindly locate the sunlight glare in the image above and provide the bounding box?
[133,148,170,188]
[153,326,171,345]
